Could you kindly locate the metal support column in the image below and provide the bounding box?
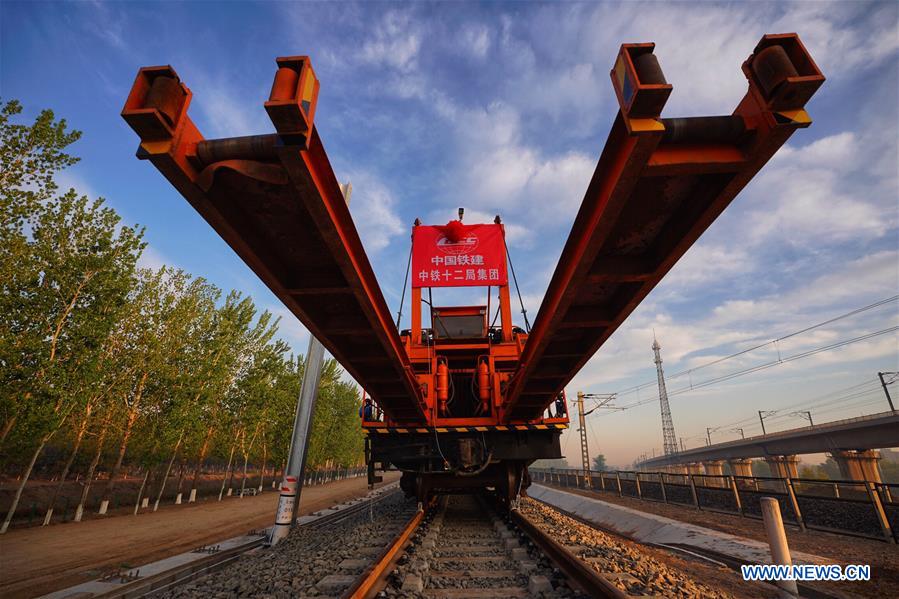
[270,182,351,546]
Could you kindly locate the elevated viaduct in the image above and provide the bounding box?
[637,411,899,482]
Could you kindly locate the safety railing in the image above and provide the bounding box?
[529,468,897,543]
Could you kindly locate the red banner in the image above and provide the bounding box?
[412,223,508,288]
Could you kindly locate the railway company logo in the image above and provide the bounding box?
[435,233,479,255]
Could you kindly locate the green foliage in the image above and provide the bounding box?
[306,361,365,468]
[532,458,570,470]
[592,454,607,472]
[0,99,81,227]
[1,100,365,496]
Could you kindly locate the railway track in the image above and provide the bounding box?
[79,486,737,598]
[372,494,624,598]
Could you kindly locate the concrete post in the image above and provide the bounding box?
[783,478,805,532]
[729,475,743,514]
[864,481,896,543]
[760,497,799,597]
[688,474,700,509]
[729,458,754,478]
[634,472,643,499]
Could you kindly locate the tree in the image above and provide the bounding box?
[1,99,83,447]
[592,454,607,472]
[1,190,143,532]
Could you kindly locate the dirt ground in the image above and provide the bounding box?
[543,484,899,599]
[0,471,400,598]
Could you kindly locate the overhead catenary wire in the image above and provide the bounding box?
[610,295,898,399]
[595,325,898,416]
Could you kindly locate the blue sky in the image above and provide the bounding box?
[3,1,897,467]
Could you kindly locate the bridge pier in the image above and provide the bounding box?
[686,463,703,476]
[830,450,883,483]
[702,460,726,487]
[764,455,799,479]
[728,458,753,478]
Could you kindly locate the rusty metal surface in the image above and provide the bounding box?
[503,34,824,421]
[122,35,823,429]
[122,60,425,423]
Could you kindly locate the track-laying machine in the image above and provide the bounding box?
[122,34,823,502]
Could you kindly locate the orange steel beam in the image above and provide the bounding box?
[504,34,824,421]
[121,57,426,423]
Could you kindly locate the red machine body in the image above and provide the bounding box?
[121,34,823,501]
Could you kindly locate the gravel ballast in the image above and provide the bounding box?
[161,490,417,598]
[519,497,737,598]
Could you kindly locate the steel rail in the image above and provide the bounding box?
[343,504,428,599]
[510,508,628,599]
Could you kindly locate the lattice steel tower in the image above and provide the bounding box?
[653,334,679,455]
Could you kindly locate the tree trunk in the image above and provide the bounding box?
[43,404,92,525]
[258,442,267,492]
[75,417,110,522]
[240,452,250,497]
[154,433,183,511]
[175,460,186,504]
[133,469,150,515]
[188,425,214,503]
[98,372,147,514]
[1,435,49,534]
[218,442,236,501]
[0,415,16,446]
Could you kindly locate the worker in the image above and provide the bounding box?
[359,398,375,422]
[554,394,566,418]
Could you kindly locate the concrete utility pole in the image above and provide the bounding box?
[575,392,592,487]
[878,372,896,412]
[574,391,618,483]
[270,182,352,546]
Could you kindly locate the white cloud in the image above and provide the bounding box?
[459,23,490,59]
[344,171,405,253]
[744,132,890,247]
[190,76,273,138]
[137,246,170,271]
[359,10,422,73]
[266,304,311,356]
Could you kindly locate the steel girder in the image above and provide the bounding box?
[121,58,426,423]
[503,34,824,421]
